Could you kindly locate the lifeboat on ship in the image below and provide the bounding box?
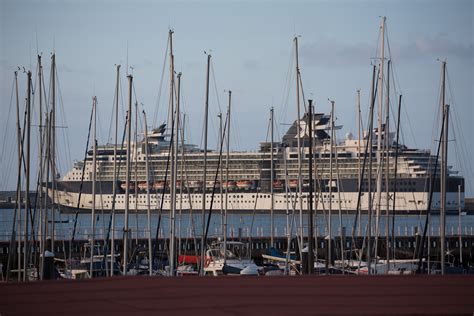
[176,180,185,190]
[236,180,252,190]
[288,179,298,189]
[188,180,203,190]
[120,182,135,191]
[137,182,149,191]
[222,180,236,191]
[273,180,283,189]
[153,181,167,190]
[206,180,220,189]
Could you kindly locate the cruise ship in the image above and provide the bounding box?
[50,110,465,214]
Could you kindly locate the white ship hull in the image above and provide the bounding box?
[51,188,462,213]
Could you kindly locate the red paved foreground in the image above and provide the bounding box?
[1,275,473,315]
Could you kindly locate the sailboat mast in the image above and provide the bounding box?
[385,60,391,270]
[179,113,186,257]
[307,100,314,274]
[122,74,133,275]
[23,71,32,281]
[357,89,362,236]
[333,102,345,273]
[270,107,274,248]
[440,60,447,275]
[441,106,449,276]
[111,64,120,276]
[367,65,377,274]
[143,111,152,276]
[392,94,402,265]
[328,100,335,273]
[37,56,44,273]
[284,143,291,275]
[458,185,462,265]
[134,101,139,245]
[170,72,181,276]
[294,36,304,258]
[166,29,176,276]
[51,54,56,251]
[41,114,51,280]
[375,16,386,259]
[218,112,223,236]
[13,71,22,281]
[224,90,231,263]
[90,97,97,278]
[200,53,211,276]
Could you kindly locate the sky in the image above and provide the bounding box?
[0,0,473,194]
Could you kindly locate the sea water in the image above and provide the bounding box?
[1,208,473,241]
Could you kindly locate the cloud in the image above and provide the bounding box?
[299,38,373,68]
[393,34,473,62]
[57,63,96,75]
[299,34,473,69]
[243,59,260,71]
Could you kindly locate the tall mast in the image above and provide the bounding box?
[307,100,314,274]
[143,110,152,276]
[224,90,231,263]
[200,53,211,276]
[357,89,362,236]
[384,60,391,271]
[367,65,377,274]
[375,16,386,250]
[441,103,449,275]
[440,60,447,275]
[284,143,291,275]
[23,71,32,281]
[392,94,402,265]
[167,29,176,276]
[37,56,44,275]
[179,113,186,258]
[51,54,56,251]
[134,101,139,245]
[327,100,335,273]
[122,74,133,275]
[333,102,345,273]
[90,96,97,278]
[294,36,304,257]
[458,184,462,266]
[270,107,274,248]
[111,64,120,276]
[218,112,223,237]
[12,71,22,282]
[170,72,181,276]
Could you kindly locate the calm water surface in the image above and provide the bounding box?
[1,209,473,241]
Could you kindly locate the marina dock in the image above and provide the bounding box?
[2,235,474,273]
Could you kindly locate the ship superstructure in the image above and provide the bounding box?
[51,112,464,213]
